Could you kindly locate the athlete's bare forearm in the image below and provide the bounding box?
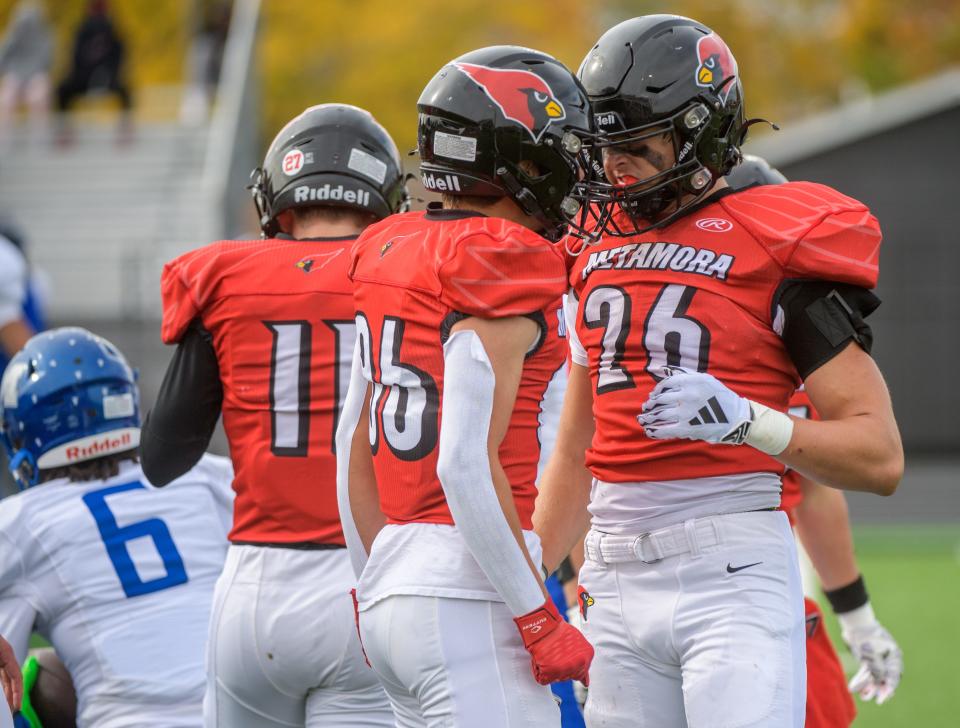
[794,477,860,590]
[0,318,33,357]
[779,345,902,495]
[535,363,594,572]
[348,402,385,553]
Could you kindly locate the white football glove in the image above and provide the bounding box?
[566,605,588,708]
[639,368,753,445]
[638,368,794,455]
[839,604,903,705]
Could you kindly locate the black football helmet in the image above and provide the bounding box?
[417,46,594,241]
[725,154,787,189]
[580,15,747,235]
[251,104,409,237]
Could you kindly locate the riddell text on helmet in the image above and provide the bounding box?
[293,184,370,206]
[66,431,133,461]
[420,172,462,192]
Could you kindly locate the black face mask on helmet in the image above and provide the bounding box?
[578,15,749,238]
[250,103,409,238]
[417,45,596,242]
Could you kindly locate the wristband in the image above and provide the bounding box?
[555,557,575,585]
[824,574,870,614]
[744,401,794,456]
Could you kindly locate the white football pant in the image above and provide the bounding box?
[359,595,561,727]
[203,545,393,727]
[580,510,805,728]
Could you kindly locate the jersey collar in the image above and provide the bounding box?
[275,233,359,242]
[424,201,487,221]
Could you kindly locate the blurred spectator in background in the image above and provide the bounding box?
[0,1,52,141]
[0,219,47,498]
[55,0,132,145]
[180,0,231,125]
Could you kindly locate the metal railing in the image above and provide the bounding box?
[201,0,262,242]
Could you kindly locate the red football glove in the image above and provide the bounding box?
[514,599,593,686]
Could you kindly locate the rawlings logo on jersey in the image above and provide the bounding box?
[454,62,566,142]
[581,242,734,281]
[695,32,738,102]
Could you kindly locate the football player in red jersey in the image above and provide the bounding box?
[534,16,903,728]
[139,104,408,728]
[335,46,595,727]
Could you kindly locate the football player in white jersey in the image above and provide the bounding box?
[0,327,234,728]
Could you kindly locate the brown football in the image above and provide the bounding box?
[30,648,77,728]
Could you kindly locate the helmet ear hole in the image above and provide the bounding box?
[517,160,543,179]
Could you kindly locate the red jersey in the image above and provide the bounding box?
[349,208,567,529]
[568,181,881,484]
[805,597,857,727]
[781,387,818,519]
[161,236,357,544]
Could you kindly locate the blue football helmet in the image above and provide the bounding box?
[0,327,141,488]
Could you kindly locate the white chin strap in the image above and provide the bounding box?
[436,330,545,616]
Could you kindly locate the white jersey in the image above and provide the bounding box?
[0,455,234,728]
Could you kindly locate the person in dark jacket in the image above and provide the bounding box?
[55,0,132,143]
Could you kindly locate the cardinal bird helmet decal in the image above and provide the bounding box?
[694,32,738,102]
[416,45,594,241]
[454,62,567,142]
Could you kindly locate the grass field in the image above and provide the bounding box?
[816,524,960,726]
[28,523,960,725]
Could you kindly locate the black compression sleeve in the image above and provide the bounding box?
[140,319,223,486]
[777,281,881,379]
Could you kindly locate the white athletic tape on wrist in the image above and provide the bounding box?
[438,330,545,616]
[837,601,878,633]
[744,401,794,456]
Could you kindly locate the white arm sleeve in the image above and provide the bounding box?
[0,237,27,329]
[335,336,372,579]
[564,291,587,366]
[436,330,545,616]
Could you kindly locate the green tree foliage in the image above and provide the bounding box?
[2,1,958,145]
[258,0,601,150]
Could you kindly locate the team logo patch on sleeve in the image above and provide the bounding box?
[454,62,566,142]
